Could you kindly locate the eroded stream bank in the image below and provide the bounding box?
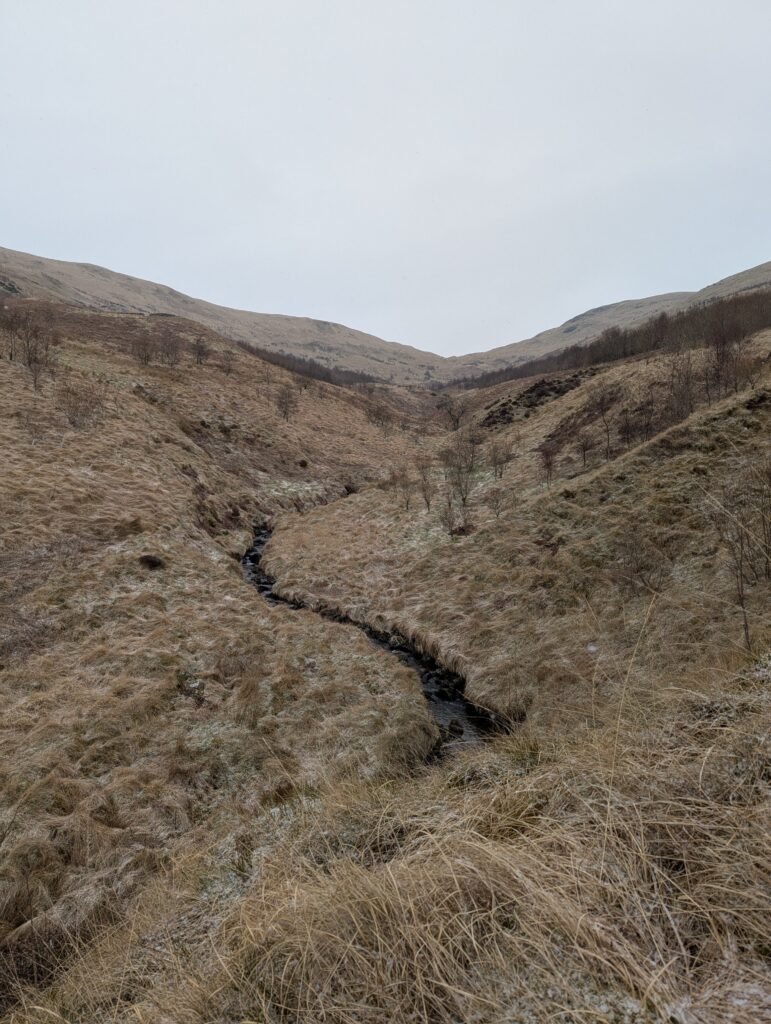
[242,526,506,754]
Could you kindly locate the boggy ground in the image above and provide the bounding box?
[1,307,770,1022]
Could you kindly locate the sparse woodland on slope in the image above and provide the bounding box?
[3,244,771,382]
[0,283,770,1023]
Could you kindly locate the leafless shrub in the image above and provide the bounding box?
[394,465,415,511]
[55,373,106,428]
[1,306,25,361]
[612,531,670,596]
[221,350,236,375]
[485,486,505,518]
[488,438,513,479]
[367,402,394,437]
[19,317,58,391]
[664,348,696,422]
[415,456,436,511]
[439,433,477,509]
[440,428,482,481]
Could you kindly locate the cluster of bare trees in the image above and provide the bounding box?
[383,428,520,535]
[235,338,379,386]
[535,332,763,489]
[0,307,59,389]
[448,287,771,390]
[129,329,217,368]
[158,330,182,367]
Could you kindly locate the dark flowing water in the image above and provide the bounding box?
[242,527,505,754]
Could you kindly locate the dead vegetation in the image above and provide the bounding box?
[1,302,769,1022]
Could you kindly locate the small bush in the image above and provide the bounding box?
[55,374,106,428]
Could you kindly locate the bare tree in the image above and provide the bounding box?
[367,402,394,437]
[415,455,436,511]
[220,349,236,375]
[704,467,771,654]
[436,393,468,431]
[618,406,636,449]
[131,335,155,365]
[193,335,210,366]
[539,444,557,488]
[664,348,696,423]
[638,391,657,440]
[276,382,299,421]
[488,438,513,479]
[1,307,24,361]
[393,465,415,511]
[19,316,57,390]
[591,381,615,461]
[575,430,595,468]
[438,486,459,536]
[708,491,754,653]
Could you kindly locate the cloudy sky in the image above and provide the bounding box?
[2,1,770,355]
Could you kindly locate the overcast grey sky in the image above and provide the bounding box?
[2,1,770,356]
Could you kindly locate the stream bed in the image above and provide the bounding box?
[242,526,504,754]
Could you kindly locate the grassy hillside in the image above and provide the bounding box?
[0,303,440,1010]
[1,301,769,1022]
[0,247,449,384]
[3,245,771,383]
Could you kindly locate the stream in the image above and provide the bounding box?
[242,526,504,754]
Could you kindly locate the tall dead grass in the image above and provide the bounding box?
[138,670,769,1024]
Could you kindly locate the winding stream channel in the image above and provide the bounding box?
[243,526,504,754]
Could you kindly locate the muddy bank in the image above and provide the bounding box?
[243,527,507,754]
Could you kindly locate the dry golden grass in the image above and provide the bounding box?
[1,305,769,1022]
[13,666,768,1023]
[265,338,771,726]
[0,303,438,1011]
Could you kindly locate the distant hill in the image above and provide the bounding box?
[2,245,770,382]
[0,246,448,384]
[445,260,771,378]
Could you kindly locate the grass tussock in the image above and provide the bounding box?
[136,672,770,1024]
